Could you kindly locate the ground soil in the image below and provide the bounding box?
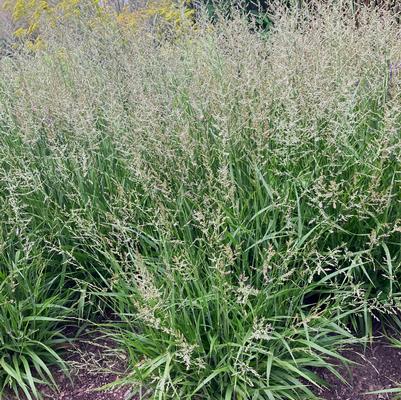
[313,338,401,400]
[39,333,138,400]
[28,334,401,400]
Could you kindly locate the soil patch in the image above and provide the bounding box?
[314,338,401,400]
[39,333,138,400]
[28,334,401,400]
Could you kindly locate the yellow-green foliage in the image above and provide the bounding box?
[7,0,97,33]
[3,0,102,49]
[3,0,194,49]
[115,1,194,34]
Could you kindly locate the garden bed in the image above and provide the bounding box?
[37,335,401,400]
[315,338,401,400]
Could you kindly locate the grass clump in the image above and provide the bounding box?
[0,2,401,399]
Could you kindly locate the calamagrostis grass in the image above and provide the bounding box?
[0,2,400,399]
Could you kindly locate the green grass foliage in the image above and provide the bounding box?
[0,2,400,399]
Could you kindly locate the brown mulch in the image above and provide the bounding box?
[314,338,401,400]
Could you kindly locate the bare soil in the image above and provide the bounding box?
[32,335,401,400]
[39,333,137,400]
[314,338,401,400]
